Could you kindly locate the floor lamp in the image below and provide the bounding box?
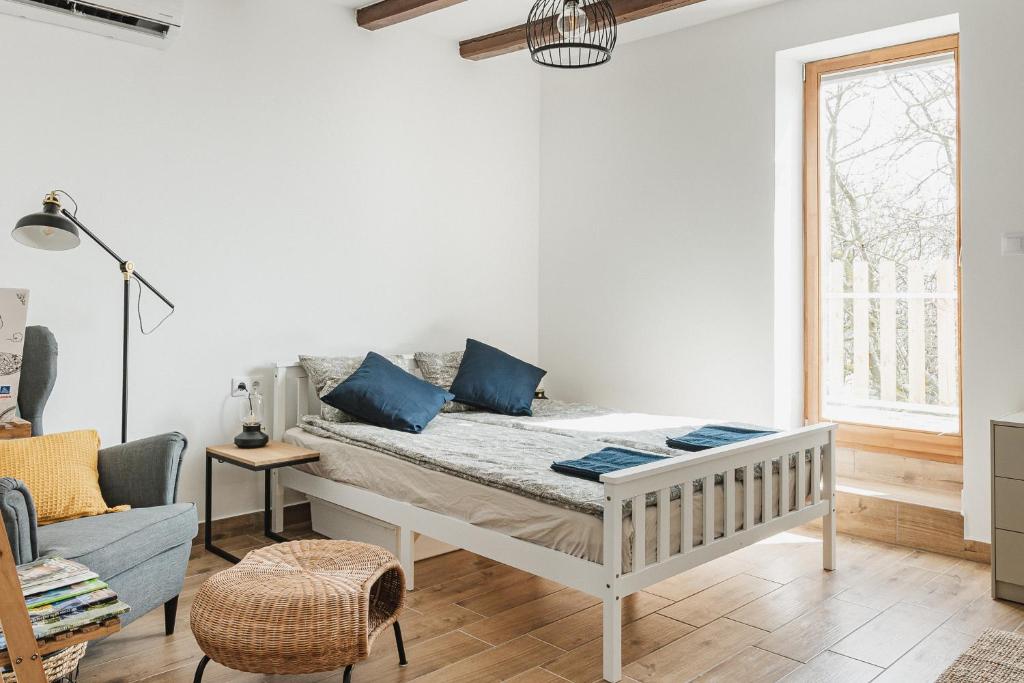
[11,190,175,443]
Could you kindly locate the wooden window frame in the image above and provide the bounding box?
[803,34,962,464]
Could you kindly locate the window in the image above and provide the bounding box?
[804,36,961,462]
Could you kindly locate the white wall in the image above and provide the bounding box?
[0,0,540,521]
[2,0,1018,543]
[539,0,1024,541]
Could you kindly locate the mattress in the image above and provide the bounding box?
[284,404,813,567]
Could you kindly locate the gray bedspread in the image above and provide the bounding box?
[454,400,811,482]
[448,400,706,455]
[301,411,618,516]
[299,400,801,518]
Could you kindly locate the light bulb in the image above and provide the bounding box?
[556,0,587,37]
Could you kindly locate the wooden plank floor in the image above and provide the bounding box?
[76,527,1017,682]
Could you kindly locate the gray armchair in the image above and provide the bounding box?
[17,325,58,435]
[1,327,197,635]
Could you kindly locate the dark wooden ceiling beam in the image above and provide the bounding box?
[460,0,707,60]
[357,0,467,31]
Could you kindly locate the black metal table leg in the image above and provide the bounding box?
[204,454,242,564]
[205,456,298,564]
[204,454,210,548]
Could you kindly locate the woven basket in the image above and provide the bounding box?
[191,540,405,675]
[1,643,87,683]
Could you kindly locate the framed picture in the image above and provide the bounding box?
[0,288,30,422]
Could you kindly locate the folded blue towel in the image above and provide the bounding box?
[551,447,667,482]
[666,425,777,452]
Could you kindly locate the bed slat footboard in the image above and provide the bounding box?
[598,423,836,682]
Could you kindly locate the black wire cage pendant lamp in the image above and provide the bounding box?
[527,0,617,69]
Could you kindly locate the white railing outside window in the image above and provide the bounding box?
[822,258,958,433]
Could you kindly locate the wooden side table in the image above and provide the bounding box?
[205,441,320,564]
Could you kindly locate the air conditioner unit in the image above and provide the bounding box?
[0,0,183,48]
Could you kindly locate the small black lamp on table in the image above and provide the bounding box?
[11,190,175,444]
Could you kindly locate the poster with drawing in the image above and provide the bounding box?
[0,288,30,422]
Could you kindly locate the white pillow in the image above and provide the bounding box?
[299,353,419,422]
[414,351,472,413]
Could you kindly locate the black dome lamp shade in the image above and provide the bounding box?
[12,192,81,250]
[527,0,617,68]
[10,190,175,445]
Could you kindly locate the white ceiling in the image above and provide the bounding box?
[333,0,785,52]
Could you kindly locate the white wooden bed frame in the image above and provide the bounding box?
[270,362,837,683]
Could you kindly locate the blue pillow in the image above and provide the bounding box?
[322,352,454,433]
[449,339,547,416]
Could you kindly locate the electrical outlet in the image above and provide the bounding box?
[1003,232,1024,255]
[231,376,253,397]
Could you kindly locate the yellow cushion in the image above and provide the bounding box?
[0,430,129,525]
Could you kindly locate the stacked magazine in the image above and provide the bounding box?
[0,557,130,651]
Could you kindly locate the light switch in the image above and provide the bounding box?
[1003,232,1024,255]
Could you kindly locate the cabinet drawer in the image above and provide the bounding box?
[995,477,1024,533]
[996,529,1024,586]
[994,426,1024,480]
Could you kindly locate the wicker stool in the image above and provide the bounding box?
[190,540,407,682]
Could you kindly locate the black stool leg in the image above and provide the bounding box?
[343,664,353,683]
[394,622,408,666]
[193,655,211,683]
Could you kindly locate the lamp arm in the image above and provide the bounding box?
[61,208,175,311]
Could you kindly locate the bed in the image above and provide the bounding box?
[269,361,836,683]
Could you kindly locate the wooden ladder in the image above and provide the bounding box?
[0,526,46,682]
[0,525,122,682]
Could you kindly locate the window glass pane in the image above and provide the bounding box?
[818,51,959,433]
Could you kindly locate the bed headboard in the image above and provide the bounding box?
[271,362,316,440]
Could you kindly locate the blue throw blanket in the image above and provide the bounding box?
[551,447,667,482]
[666,424,777,452]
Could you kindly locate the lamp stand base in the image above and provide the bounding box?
[234,424,269,449]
